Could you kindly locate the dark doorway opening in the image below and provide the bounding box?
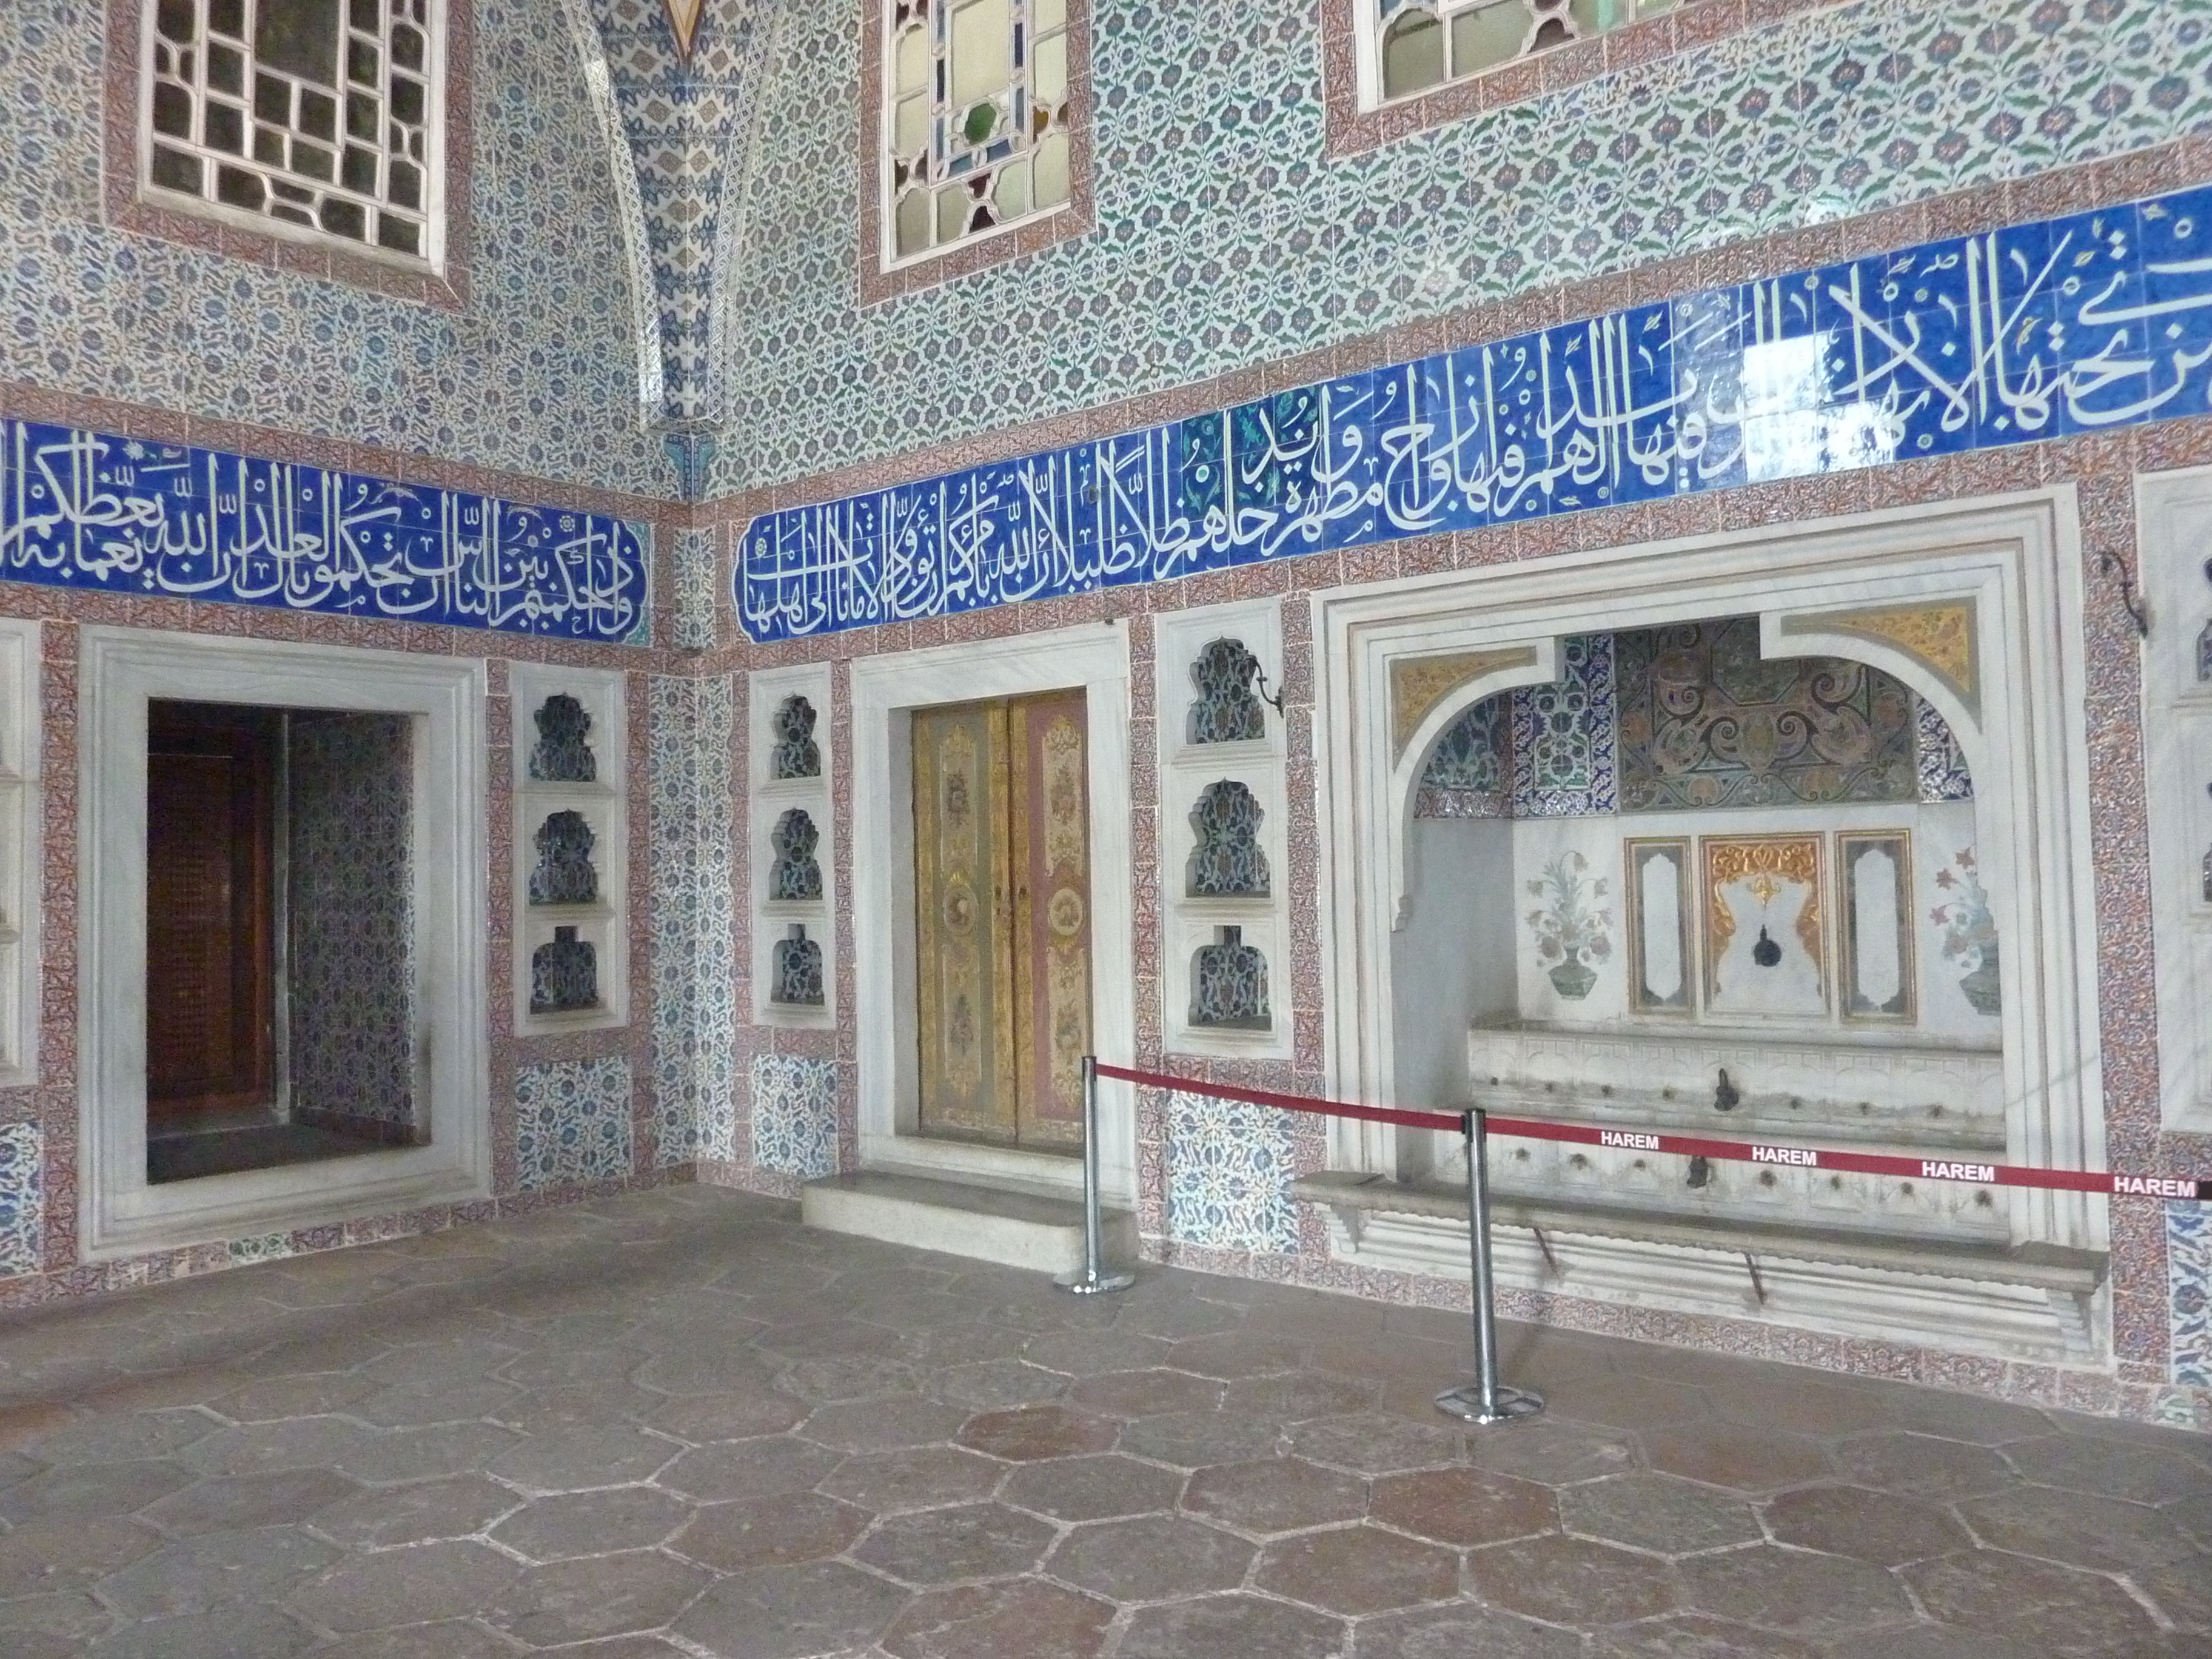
[146,700,420,1184]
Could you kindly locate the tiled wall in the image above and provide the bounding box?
[649,674,738,1167]
[0,1121,41,1279]
[288,713,418,1135]
[710,0,2206,494]
[2176,1204,2211,1390]
[1,0,670,497]
[514,1056,636,1191]
[749,1053,837,1182]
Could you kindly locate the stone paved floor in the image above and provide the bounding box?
[0,1188,2207,1658]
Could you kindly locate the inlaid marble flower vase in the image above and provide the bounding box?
[1527,850,1610,1002]
[1547,956,1598,1000]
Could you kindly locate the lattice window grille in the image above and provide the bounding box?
[885,0,1073,263]
[1374,0,1686,101]
[142,0,441,263]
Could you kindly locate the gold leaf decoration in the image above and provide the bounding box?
[1786,601,1979,714]
[662,0,706,61]
[1391,648,1539,758]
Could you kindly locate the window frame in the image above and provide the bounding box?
[1326,0,1785,159]
[105,0,472,308]
[859,0,1095,306]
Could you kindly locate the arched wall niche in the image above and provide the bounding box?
[1313,492,2100,1290]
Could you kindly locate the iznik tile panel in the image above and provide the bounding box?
[2174,1202,2211,1389]
[1,421,651,642]
[515,1057,636,1191]
[750,1054,837,1179]
[1165,1090,1297,1255]
[742,186,2212,641]
[0,1121,42,1279]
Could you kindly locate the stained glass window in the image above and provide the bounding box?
[141,0,441,264]
[885,0,1073,262]
[1375,0,1682,101]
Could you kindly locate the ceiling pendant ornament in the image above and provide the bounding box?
[662,0,706,61]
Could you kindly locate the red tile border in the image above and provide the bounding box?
[854,0,1098,308]
[101,0,475,310]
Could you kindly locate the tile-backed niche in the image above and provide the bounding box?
[748,663,834,1028]
[511,665,630,1036]
[0,620,36,1086]
[1156,601,1290,1061]
[2140,467,2212,1136]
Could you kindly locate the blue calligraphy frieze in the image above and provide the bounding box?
[740,184,2212,643]
[0,421,651,643]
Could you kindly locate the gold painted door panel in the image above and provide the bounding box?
[913,692,1093,1150]
[913,702,1019,1141]
[1009,691,1091,1148]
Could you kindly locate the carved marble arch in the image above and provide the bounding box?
[1381,604,1994,931]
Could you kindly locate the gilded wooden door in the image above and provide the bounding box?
[913,691,1093,1149]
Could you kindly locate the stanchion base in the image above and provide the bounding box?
[1433,1382,1545,1426]
[1054,1269,1135,1295]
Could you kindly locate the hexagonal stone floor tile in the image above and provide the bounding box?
[1117,1592,1346,1659]
[674,1558,909,1659]
[1560,1472,1764,1556]
[881,1578,1114,1659]
[1182,1456,1367,1535]
[957,1404,1119,1461]
[1000,1452,1185,1521]
[1371,1466,1555,1547]
[1464,1535,1680,1626]
[1255,1523,1460,1616]
[1047,1513,1256,1601]
[854,1501,1059,1584]
[673,1490,870,1571]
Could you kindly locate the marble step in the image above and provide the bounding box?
[800,1168,1137,1277]
[1290,1170,2101,1293]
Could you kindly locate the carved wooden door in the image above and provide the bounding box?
[912,691,1092,1149]
[146,702,278,1126]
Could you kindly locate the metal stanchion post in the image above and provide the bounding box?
[1436,1107,1543,1426]
[1057,1055,1134,1295]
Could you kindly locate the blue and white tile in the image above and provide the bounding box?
[0,1121,42,1279]
[1916,695,1975,803]
[751,1054,837,1180]
[1511,632,1618,819]
[2172,1202,2211,1389]
[515,1057,635,1191]
[1165,1091,1296,1255]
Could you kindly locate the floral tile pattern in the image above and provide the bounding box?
[2172,1202,2211,1389]
[0,1122,41,1279]
[515,1057,636,1191]
[750,1054,837,1180]
[288,714,418,1131]
[1512,634,1617,818]
[671,527,721,651]
[1165,1090,1296,1255]
[716,0,2211,498]
[578,0,771,424]
[651,676,737,1167]
[0,0,669,496]
[1917,696,1976,802]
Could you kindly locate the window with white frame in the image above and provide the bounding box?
[1156,604,1291,1060]
[749,667,835,1026]
[883,0,1074,264]
[141,0,443,264]
[1370,0,1686,102]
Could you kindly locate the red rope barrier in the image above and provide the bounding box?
[1094,1061,2211,1201]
